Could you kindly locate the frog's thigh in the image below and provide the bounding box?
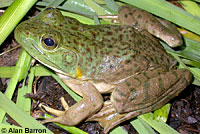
[41,82,103,126]
[111,68,192,113]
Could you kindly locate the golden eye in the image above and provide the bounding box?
[41,35,57,50]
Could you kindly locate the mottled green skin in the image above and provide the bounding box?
[15,8,176,82]
[14,7,192,133]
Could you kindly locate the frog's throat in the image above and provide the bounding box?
[38,57,73,76]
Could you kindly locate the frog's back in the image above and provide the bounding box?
[61,20,176,81]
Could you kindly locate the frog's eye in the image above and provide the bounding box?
[41,36,58,50]
[45,7,54,11]
[44,38,54,46]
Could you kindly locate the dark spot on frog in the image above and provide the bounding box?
[111,37,115,41]
[67,40,71,44]
[122,52,128,56]
[150,57,155,63]
[86,47,90,53]
[71,26,78,31]
[81,43,85,47]
[119,34,123,40]
[106,31,113,36]
[124,14,128,18]
[100,50,105,56]
[73,39,78,44]
[67,20,72,24]
[108,45,113,48]
[25,31,30,35]
[137,14,142,19]
[91,31,96,38]
[132,9,137,13]
[129,12,133,16]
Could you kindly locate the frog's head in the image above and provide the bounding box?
[14,8,78,78]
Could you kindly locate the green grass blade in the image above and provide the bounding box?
[161,38,200,64]
[16,86,31,114]
[83,0,111,15]
[104,0,119,12]
[0,92,53,134]
[34,66,52,77]
[139,113,179,134]
[0,0,37,46]
[0,66,15,78]
[55,123,88,134]
[46,0,64,7]
[131,118,156,134]
[153,104,171,122]
[0,49,32,122]
[110,126,127,134]
[192,0,200,3]
[61,11,94,24]
[61,0,96,16]
[0,0,14,8]
[16,67,35,114]
[180,1,200,17]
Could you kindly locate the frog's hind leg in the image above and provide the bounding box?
[111,68,192,114]
[88,68,192,133]
[40,82,104,126]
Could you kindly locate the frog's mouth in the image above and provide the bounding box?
[30,43,76,78]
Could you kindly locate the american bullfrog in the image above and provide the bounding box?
[14,6,192,133]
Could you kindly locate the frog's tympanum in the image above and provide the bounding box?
[15,5,192,133]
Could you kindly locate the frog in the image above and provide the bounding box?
[14,5,192,134]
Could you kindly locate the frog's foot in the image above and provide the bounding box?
[87,101,125,133]
[39,82,104,126]
[118,5,183,47]
[87,101,140,134]
[39,97,69,124]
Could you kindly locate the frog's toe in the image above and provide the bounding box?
[39,97,69,116]
[39,102,69,125]
[40,116,64,125]
[39,103,65,117]
[60,97,69,110]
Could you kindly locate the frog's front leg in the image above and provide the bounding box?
[40,81,103,125]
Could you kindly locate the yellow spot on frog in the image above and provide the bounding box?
[76,67,82,78]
